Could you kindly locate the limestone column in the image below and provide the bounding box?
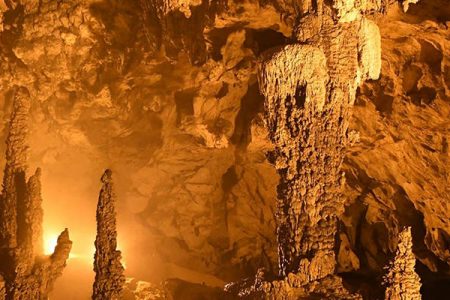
[383,227,422,300]
[0,87,72,300]
[93,169,125,300]
[259,2,382,281]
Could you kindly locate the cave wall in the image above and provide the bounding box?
[0,0,448,297]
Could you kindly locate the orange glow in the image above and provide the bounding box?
[43,232,58,255]
[117,240,127,269]
[44,233,82,259]
[43,229,127,265]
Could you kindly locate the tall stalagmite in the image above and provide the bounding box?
[93,169,125,300]
[0,87,72,299]
[259,12,381,282]
[383,227,422,300]
[226,0,392,299]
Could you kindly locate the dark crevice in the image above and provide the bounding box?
[230,81,265,148]
[216,83,229,99]
[207,26,243,61]
[419,39,443,75]
[207,165,239,252]
[174,88,196,125]
[244,28,289,56]
[293,84,307,109]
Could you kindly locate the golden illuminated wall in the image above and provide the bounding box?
[0,0,448,299]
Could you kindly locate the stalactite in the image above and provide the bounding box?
[93,169,125,300]
[259,15,382,286]
[138,0,226,65]
[226,1,392,299]
[383,227,422,300]
[0,87,72,300]
[260,2,382,285]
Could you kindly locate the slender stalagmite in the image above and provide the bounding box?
[383,227,422,300]
[0,87,72,299]
[93,169,125,300]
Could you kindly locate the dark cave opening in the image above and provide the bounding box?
[174,88,196,125]
[244,28,289,56]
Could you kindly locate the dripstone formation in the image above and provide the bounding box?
[226,0,394,299]
[383,227,422,300]
[0,87,72,299]
[93,169,125,300]
[1,0,447,298]
[260,3,381,281]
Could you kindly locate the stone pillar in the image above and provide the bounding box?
[0,87,72,300]
[93,170,125,300]
[259,3,381,281]
[0,87,30,250]
[383,227,422,300]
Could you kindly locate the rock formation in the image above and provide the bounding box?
[226,0,389,298]
[383,227,422,300]
[0,87,72,299]
[93,169,125,300]
[260,2,381,278]
[123,278,167,300]
[1,0,449,298]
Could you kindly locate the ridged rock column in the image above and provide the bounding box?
[260,12,381,284]
[383,227,422,300]
[93,170,125,300]
[0,87,72,299]
[224,1,386,299]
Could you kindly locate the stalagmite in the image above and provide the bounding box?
[0,278,4,299]
[259,14,381,285]
[262,0,382,283]
[226,1,397,299]
[93,169,125,300]
[383,227,422,300]
[0,87,72,299]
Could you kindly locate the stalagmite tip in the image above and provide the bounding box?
[101,169,113,184]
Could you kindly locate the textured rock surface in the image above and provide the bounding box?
[383,227,422,300]
[225,0,384,296]
[124,277,229,300]
[344,15,450,274]
[0,278,4,299]
[0,88,72,299]
[0,0,448,299]
[123,277,167,300]
[93,170,125,300]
